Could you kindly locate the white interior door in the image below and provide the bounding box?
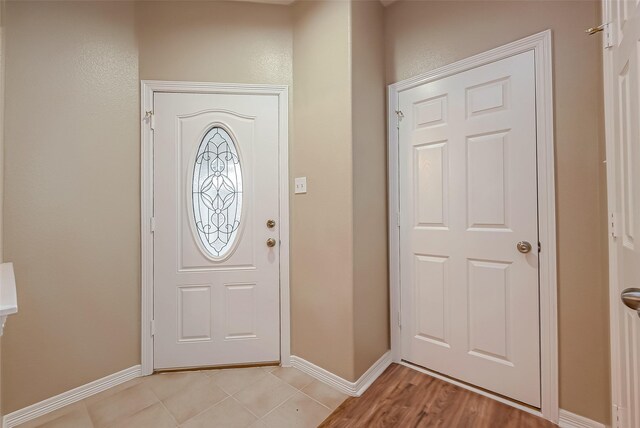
[606,1,640,426]
[153,91,281,369]
[398,50,541,406]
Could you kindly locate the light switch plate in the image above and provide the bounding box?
[295,177,307,194]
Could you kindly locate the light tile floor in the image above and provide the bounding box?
[18,366,347,428]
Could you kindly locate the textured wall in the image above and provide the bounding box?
[351,0,389,379]
[291,0,356,380]
[290,0,389,382]
[136,1,292,84]
[385,1,610,423]
[2,1,139,413]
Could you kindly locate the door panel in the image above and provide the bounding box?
[414,142,448,228]
[415,255,449,347]
[608,0,640,426]
[399,50,540,406]
[466,131,508,229]
[467,259,511,364]
[153,92,281,369]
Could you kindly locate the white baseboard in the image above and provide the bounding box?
[3,365,142,428]
[290,350,392,397]
[558,409,606,428]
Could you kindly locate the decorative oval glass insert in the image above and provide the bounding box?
[192,127,243,259]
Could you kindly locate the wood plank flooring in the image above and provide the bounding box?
[320,363,557,428]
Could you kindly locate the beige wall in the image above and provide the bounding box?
[351,0,389,378]
[2,0,293,414]
[290,0,389,382]
[2,1,139,413]
[291,0,356,380]
[385,1,610,424]
[136,1,292,84]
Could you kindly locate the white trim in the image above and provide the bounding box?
[387,30,558,423]
[558,409,607,428]
[2,366,141,428]
[0,0,5,265]
[290,351,392,397]
[140,80,290,375]
[601,0,623,426]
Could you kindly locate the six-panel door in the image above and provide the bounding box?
[399,51,541,406]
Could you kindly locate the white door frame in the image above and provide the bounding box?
[387,31,558,423]
[602,0,624,423]
[140,81,290,376]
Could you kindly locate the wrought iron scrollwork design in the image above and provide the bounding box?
[192,127,243,258]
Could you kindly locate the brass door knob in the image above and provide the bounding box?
[266,219,276,229]
[266,238,277,248]
[516,241,532,254]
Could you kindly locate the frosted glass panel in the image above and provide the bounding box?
[192,127,243,259]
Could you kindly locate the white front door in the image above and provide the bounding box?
[398,50,541,406]
[153,91,281,369]
[605,0,640,426]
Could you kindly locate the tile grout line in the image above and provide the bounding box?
[297,389,335,412]
[84,396,99,428]
[229,395,264,422]
[175,374,235,427]
[257,375,337,423]
[249,372,298,423]
[282,373,336,412]
[231,372,297,422]
[175,369,268,426]
[215,369,269,396]
[144,378,181,428]
[179,396,234,427]
[101,385,163,428]
[79,400,96,428]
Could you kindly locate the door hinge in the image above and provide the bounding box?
[604,22,614,49]
[397,212,401,228]
[150,320,156,336]
[397,311,402,329]
[145,111,155,130]
[587,22,614,49]
[613,404,624,428]
[150,217,156,233]
[395,110,404,129]
[538,242,541,253]
[610,212,619,238]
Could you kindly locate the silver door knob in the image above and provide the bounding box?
[621,289,640,318]
[516,241,532,253]
[266,238,277,248]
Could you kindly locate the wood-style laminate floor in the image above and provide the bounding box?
[320,363,557,428]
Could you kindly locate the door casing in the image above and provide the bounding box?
[387,31,558,423]
[140,81,290,376]
[602,0,638,425]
